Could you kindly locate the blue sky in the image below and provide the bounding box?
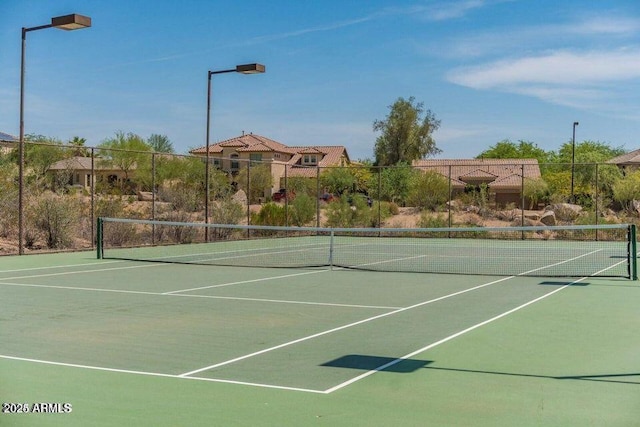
[1,0,639,160]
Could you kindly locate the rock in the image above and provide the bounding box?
[232,189,248,205]
[545,203,582,221]
[136,191,154,201]
[540,210,556,226]
[523,211,540,221]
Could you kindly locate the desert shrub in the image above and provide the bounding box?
[158,185,202,212]
[251,202,286,226]
[28,193,80,249]
[407,170,449,210]
[290,193,316,226]
[418,212,448,229]
[210,198,244,225]
[324,194,372,228]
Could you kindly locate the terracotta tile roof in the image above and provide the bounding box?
[489,174,524,188]
[413,158,541,182]
[458,169,499,180]
[190,133,294,155]
[49,156,123,171]
[608,149,640,165]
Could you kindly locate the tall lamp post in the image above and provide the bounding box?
[204,63,265,239]
[18,14,91,255]
[570,121,579,203]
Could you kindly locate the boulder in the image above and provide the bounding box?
[232,189,248,205]
[545,203,582,221]
[136,191,154,201]
[540,210,556,226]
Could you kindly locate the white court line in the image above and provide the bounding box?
[178,275,515,377]
[0,262,171,281]
[163,270,327,294]
[324,261,625,394]
[0,281,399,310]
[0,354,326,394]
[179,249,613,378]
[0,260,123,274]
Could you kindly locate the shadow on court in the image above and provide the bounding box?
[321,354,431,373]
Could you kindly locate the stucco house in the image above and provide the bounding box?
[412,158,542,207]
[48,156,132,190]
[607,149,640,175]
[189,133,350,195]
[0,131,18,155]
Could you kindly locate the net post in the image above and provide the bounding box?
[329,230,334,270]
[630,224,637,280]
[96,217,103,259]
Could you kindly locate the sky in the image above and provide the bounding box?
[0,0,639,161]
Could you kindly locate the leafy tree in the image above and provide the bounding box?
[148,134,174,153]
[368,163,416,205]
[523,178,549,209]
[549,140,625,203]
[98,132,152,190]
[373,96,441,166]
[68,136,89,156]
[320,167,358,195]
[613,170,640,213]
[477,139,549,164]
[236,163,273,204]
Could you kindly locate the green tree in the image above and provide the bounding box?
[320,167,358,195]
[368,163,416,205]
[613,170,640,213]
[236,163,273,204]
[373,96,441,166]
[523,178,549,209]
[98,132,152,190]
[148,134,174,153]
[477,139,549,164]
[68,136,89,156]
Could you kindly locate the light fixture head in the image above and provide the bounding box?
[236,63,266,74]
[51,14,91,31]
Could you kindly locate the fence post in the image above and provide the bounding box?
[96,217,103,259]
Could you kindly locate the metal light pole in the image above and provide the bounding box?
[204,63,265,240]
[18,14,91,254]
[570,121,579,203]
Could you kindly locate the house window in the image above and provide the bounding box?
[213,158,221,167]
[303,155,317,165]
[274,153,281,159]
[230,154,239,170]
[250,153,262,163]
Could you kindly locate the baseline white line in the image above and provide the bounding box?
[0,355,325,394]
[0,260,123,274]
[163,269,328,294]
[178,275,515,377]
[0,262,170,281]
[324,261,622,394]
[0,281,399,310]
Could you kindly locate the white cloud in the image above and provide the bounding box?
[447,49,640,89]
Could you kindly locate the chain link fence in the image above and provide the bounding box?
[1,141,637,255]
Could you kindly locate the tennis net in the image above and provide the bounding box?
[97,217,637,279]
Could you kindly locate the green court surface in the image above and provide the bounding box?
[1,251,639,426]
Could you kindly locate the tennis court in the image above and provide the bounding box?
[2,222,639,425]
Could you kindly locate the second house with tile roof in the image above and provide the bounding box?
[189,133,351,198]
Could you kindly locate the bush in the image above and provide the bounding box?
[407,170,449,210]
[28,193,80,249]
[251,202,286,226]
[418,212,448,229]
[290,193,316,226]
[210,198,244,225]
